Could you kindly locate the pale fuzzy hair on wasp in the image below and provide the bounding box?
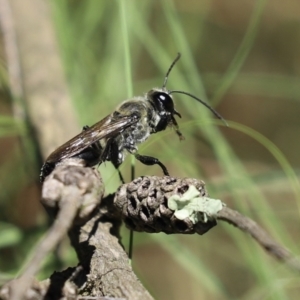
[40,53,226,182]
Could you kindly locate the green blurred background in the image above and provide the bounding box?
[1,0,300,299]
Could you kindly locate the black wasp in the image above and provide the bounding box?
[40,53,225,182]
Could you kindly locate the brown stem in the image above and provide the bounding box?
[217,207,300,272]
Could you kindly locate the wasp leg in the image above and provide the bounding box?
[101,139,125,184]
[134,154,170,176]
[116,168,125,184]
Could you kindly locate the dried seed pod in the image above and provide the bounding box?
[114,176,217,235]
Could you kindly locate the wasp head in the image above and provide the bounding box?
[147,88,184,140]
[147,89,181,117]
[144,53,226,141]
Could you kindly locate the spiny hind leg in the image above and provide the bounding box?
[103,139,125,184]
[111,160,125,184]
[134,153,169,176]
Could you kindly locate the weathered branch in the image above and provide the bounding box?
[5,160,104,300]
[0,163,153,300]
[1,164,300,299]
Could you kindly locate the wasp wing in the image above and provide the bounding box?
[46,114,139,163]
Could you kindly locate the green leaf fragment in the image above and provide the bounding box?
[168,185,225,224]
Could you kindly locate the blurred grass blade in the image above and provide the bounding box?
[210,0,268,105]
[0,222,22,248]
[227,120,300,204]
[0,115,25,137]
[151,234,229,299]
[119,0,133,98]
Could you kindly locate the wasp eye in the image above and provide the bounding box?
[158,94,166,101]
[151,91,174,113]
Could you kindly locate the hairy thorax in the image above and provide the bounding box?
[110,98,159,165]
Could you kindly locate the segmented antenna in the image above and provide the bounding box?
[163,53,227,126]
[162,53,181,89]
[169,90,228,126]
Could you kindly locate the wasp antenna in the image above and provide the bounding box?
[169,90,228,126]
[162,53,181,89]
